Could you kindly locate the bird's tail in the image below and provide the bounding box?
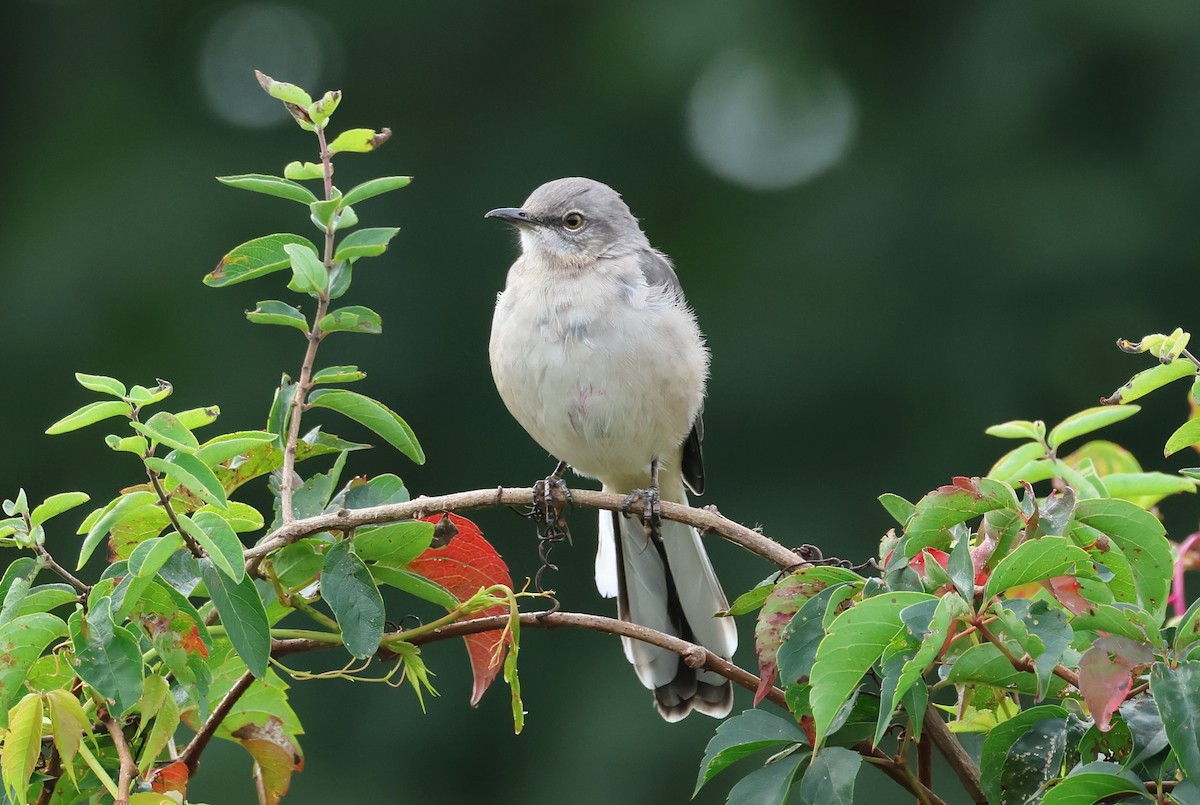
[595,489,738,721]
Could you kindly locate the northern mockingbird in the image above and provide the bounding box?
[486,177,738,720]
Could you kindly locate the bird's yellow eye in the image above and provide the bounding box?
[562,211,585,231]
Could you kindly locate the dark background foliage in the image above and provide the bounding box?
[5,2,1200,802]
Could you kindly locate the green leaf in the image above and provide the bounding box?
[695,710,809,794]
[327,127,389,154]
[217,173,317,204]
[1150,662,1200,782]
[0,613,68,719]
[45,399,130,434]
[777,584,855,689]
[334,227,401,262]
[127,381,173,407]
[890,594,970,718]
[202,561,269,678]
[355,521,434,566]
[984,537,1094,602]
[1074,498,1173,620]
[194,430,277,469]
[1166,418,1200,457]
[797,746,861,805]
[199,501,264,533]
[726,750,807,805]
[105,433,148,455]
[1102,358,1197,405]
[323,540,385,659]
[1047,405,1141,449]
[272,541,324,591]
[180,512,244,582]
[69,598,143,716]
[15,585,77,618]
[206,233,319,288]
[308,389,424,464]
[877,493,915,526]
[340,177,410,208]
[979,705,1069,805]
[130,411,198,453]
[985,420,1044,440]
[312,365,366,385]
[74,372,126,397]
[246,300,309,332]
[137,677,179,773]
[987,441,1048,484]
[253,71,312,106]
[284,242,328,294]
[44,688,89,782]
[317,305,382,335]
[1101,472,1195,508]
[308,89,341,125]
[127,531,184,578]
[1041,769,1149,804]
[369,565,457,609]
[174,406,220,431]
[904,477,1019,557]
[2,693,42,803]
[946,644,1045,695]
[147,453,227,509]
[77,490,159,569]
[344,474,410,508]
[283,160,324,181]
[809,591,933,747]
[724,581,774,616]
[29,492,89,528]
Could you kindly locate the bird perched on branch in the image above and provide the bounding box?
[486,177,738,720]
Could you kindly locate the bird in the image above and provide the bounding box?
[486,177,738,720]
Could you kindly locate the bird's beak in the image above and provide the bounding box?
[484,207,535,226]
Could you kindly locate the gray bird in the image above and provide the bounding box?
[486,177,738,720]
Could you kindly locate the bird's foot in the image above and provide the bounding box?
[620,485,662,537]
[531,461,573,530]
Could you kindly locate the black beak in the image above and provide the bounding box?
[484,207,535,225]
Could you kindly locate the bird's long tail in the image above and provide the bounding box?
[595,489,738,721]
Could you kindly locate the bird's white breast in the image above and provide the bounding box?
[489,255,707,489]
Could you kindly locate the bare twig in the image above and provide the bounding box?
[269,610,949,803]
[975,618,1080,689]
[33,544,89,595]
[923,702,986,804]
[245,486,800,574]
[100,706,136,805]
[181,669,256,775]
[146,470,203,557]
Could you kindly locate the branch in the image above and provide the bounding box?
[181,670,255,775]
[270,610,947,804]
[244,486,800,574]
[924,702,986,804]
[100,706,136,805]
[33,544,89,595]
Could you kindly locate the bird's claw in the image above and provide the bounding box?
[621,486,662,536]
[532,472,573,530]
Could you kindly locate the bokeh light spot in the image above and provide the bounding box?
[687,50,857,191]
[198,4,331,129]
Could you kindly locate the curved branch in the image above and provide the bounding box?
[244,486,800,573]
[181,670,255,775]
[269,610,946,804]
[100,706,136,805]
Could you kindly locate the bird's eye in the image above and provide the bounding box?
[562,211,585,231]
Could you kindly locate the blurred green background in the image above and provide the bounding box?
[6,1,1200,802]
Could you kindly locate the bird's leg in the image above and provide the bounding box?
[620,458,663,537]
[532,460,573,528]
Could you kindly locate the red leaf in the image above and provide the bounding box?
[753,570,848,706]
[1078,636,1153,732]
[1042,576,1093,617]
[410,514,513,706]
[148,760,189,794]
[232,716,304,805]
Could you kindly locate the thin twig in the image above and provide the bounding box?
[975,617,1080,689]
[244,486,800,574]
[269,610,945,803]
[279,117,336,524]
[181,670,256,775]
[147,470,202,557]
[33,544,89,594]
[100,706,136,805]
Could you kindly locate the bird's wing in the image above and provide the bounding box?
[637,249,705,496]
